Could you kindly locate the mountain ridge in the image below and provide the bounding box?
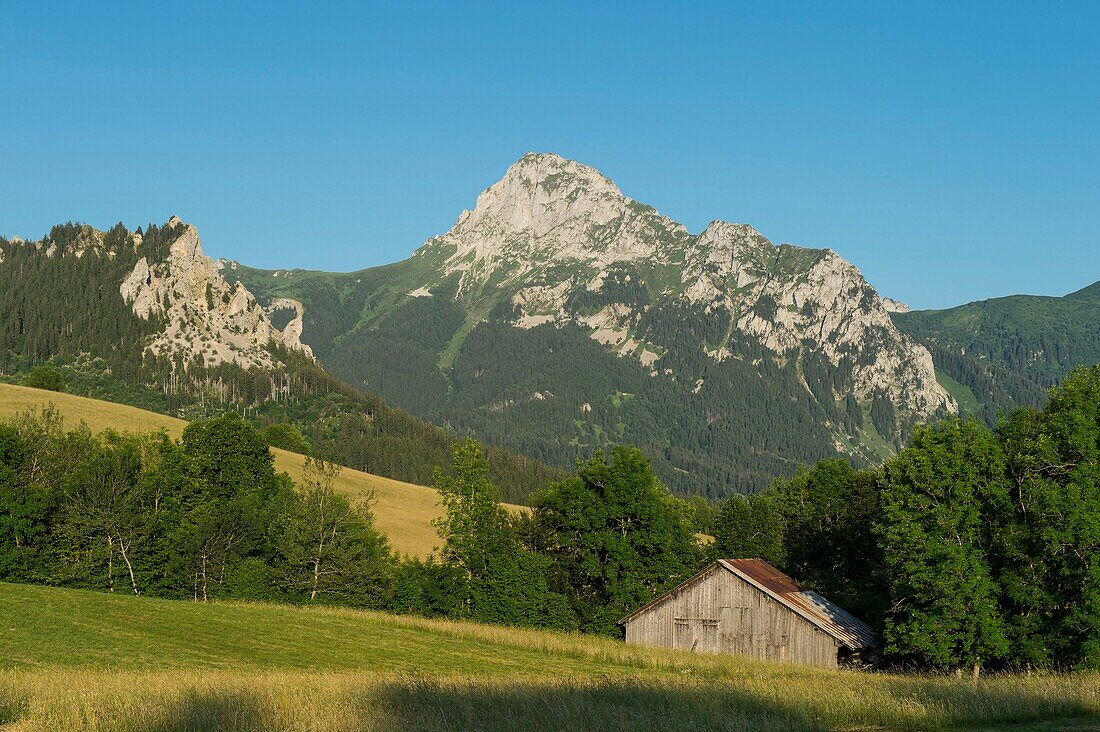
[228,153,962,495]
[0,218,564,502]
[5,153,1091,498]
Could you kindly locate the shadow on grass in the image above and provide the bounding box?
[0,688,29,726]
[140,680,821,732]
[131,675,1100,732]
[366,679,823,732]
[145,688,271,732]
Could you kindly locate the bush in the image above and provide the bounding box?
[262,423,312,455]
[22,366,65,392]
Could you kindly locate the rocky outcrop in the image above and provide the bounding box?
[268,297,311,355]
[120,216,313,369]
[882,297,910,314]
[420,152,690,293]
[416,152,954,426]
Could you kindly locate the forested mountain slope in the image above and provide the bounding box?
[231,153,955,497]
[0,220,561,502]
[6,159,1086,501]
[892,280,1100,423]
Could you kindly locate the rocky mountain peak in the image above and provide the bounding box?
[165,216,205,261]
[504,151,620,190]
[408,153,956,439]
[424,153,689,291]
[120,217,312,369]
[450,152,633,241]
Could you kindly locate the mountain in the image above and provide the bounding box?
[892,280,1100,423]
[119,215,314,369]
[0,217,308,375]
[10,155,1084,500]
[0,219,562,501]
[230,153,955,497]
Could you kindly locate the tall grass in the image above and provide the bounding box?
[2,575,1099,730]
[3,588,1099,730]
[0,669,1097,731]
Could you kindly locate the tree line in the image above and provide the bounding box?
[710,364,1100,673]
[2,364,1096,673]
[0,407,699,635]
[0,408,389,606]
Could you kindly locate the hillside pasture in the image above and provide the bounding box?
[0,583,1098,731]
[0,383,460,557]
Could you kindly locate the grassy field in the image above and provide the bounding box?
[0,383,475,558]
[934,369,982,416]
[1,583,1098,730]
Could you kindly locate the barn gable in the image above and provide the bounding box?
[620,559,878,668]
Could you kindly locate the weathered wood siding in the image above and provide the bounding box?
[624,566,840,668]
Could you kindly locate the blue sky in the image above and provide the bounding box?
[2,1,1097,309]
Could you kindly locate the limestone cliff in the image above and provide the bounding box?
[413,153,953,427]
[117,216,314,369]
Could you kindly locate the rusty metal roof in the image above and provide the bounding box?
[718,559,879,651]
[721,557,801,594]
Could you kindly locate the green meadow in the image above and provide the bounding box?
[1,583,1098,731]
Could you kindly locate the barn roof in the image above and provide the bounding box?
[620,559,879,651]
[718,559,879,650]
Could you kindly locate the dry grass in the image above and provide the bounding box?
[1,667,1097,731]
[1,583,1099,731]
[0,383,522,557]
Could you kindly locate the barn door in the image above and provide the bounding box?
[719,606,737,652]
[719,606,755,653]
[673,618,692,650]
[697,618,719,652]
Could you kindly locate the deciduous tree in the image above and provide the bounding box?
[879,419,1009,675]
[533,446,701,635]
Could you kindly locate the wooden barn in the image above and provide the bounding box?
[620,559,878,669]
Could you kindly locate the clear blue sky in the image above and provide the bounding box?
[2,1,1097,309]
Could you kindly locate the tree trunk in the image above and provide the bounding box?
[116,534,140,596]
[310,557,321,602]
[106,534,115,593]
[310,491,329,603]
[200,552,209,603]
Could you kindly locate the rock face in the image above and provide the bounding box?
[430,153,691,292]
[119,216,313,369]
[882,298,911,314]
[416,152,953,425]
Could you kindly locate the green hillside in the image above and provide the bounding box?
[232,261,875,499]
[1,582,1098,731]
[0,223,562,504]
[893,280,1100,422]
[896,280,1100,383]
